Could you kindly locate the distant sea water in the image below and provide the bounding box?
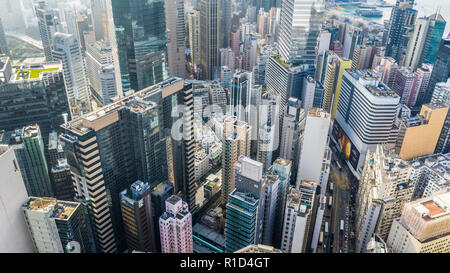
[337,0,450,38]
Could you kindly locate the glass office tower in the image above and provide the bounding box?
[109,0,169,92]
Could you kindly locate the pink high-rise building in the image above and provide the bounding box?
[159,195,193,253]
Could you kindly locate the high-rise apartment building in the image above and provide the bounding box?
[165,0,186,78]
[281,181,318,253]
[120,180,156,253]
[10,125,53,198]
[53,33,91,117]
[277,0,324,65]
[355,145,414,252]
[159,195,193,253]
[221,116,251,204]
[257,92,280,171]
[279,98,304,164]
[108,0,169,91]
[22,197,96,253]
[267,158,292,248]
[200,0,220,80]
[332,70,400,176]
[387,189,450,253]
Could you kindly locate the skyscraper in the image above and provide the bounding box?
[165,0,186,78]
[35,1,61,61]
[120,181,156,253]
[151,181,174,252]
[277,0,324,65]
[85,40,119,105]
[230,70,253,123]
[200,0,220,80]
[188,10,201,66]
[221,116,251,204]
[159,195,193,253]
[422,39,450,105]
[281,181,318,253]
[385,0,417,62]
[332,70,400,176]
[52,33,91,117]
[296,108,331,192]
[225,157,263,253]
[279,98,304,164]
[60,78,188,252]
[422,13,447,65]
[108,0,169,91]
[0,145,34,253]
[10,125,53,198]
[22,197,96,253]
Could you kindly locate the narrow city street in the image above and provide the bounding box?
[319,144,358,253]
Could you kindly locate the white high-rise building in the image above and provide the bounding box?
[53,33,91,117]
[387,189,450,253]
[165,0,186,78]
[257,92,280,171]
[85,40,119,105]
[301,75,317,114]
[34,1,61,61]
[296,108,331,193]
[0,146,34,253]
[277,0,325,64]
[333,70,400,176]
[281,180,318,253]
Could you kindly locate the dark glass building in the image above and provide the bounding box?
[109,0,169,92]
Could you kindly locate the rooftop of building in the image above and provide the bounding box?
[346,69,398,98]
[409,153,450,185]
[166,195,182,206]
[414,191,450,221]
[62,78,184,136]
[151,181,173,196]
[274,158,291,167]
[10,62,61,82]
[193,223,226,247]
[23,197,79,221]
[308,107,330,119]
[235,244,282,253]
